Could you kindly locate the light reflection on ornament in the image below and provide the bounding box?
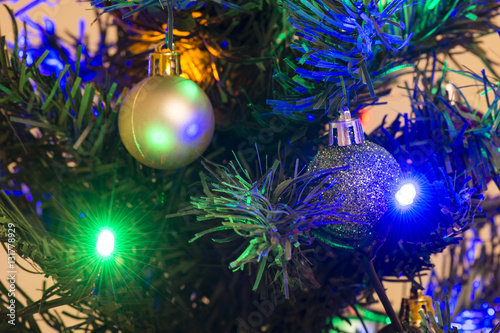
[96,229,115,257]
[395,183,417,207]
[118,75,214,170]
[186,123,199,138]
[119,41,215,169]
[166,98,198,125]
[150,129,172,146]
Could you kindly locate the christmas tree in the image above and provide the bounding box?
[1,0,500,332]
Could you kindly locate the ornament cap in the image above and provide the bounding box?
[445,82,461,105]
[149,43,181,77]
[329,107,364,147]
[399,287,435,328]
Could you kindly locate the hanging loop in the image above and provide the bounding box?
[165,0,174,52]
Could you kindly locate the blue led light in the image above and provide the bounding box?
[462,321,477,331]
[36,201,43,216]
[467,248,475,262]
[395,182,417,206]
[487,308,495,316]
[78,19,86,43]
[25,51,34,66]
[43,17,54,34]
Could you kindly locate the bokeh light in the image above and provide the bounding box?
[96,229,115,257]
[395,182,417,207]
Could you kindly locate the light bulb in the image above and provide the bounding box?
[96,229,115,257]
[395,183,417,207]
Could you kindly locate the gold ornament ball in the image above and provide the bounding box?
[119,76,214,170]
[308,141,402,241]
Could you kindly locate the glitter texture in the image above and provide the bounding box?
[308,141,402,241]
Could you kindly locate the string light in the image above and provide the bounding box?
[395,183,417,207]
[96,229,115,257]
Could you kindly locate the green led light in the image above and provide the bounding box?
[465,13,478,21]
[96,229,115,257]
[425,0,440,10]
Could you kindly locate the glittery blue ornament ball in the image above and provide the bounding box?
[308,141,402,241]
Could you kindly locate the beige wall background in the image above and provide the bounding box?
[1,2,499,332]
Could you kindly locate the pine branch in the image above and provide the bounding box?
[269,0,500,120]
[178,156,349,297]
[396,0,500,77]
[268,0,412,118]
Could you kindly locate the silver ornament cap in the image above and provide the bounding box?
[329,107,364,147]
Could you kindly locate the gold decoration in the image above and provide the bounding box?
[148,44,181,77]
[118,45,214,170]
[399,289,436,328]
